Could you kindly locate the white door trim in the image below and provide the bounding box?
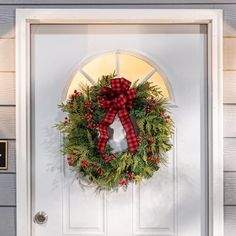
[15,9,223,236]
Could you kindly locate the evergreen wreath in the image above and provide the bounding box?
[56,73,174,191]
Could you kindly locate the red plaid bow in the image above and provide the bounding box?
[97,78,139,154]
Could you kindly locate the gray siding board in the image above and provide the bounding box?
[224,71,236,104]
[224,37,236,69]
[0,174,15,205]
[222,4,236,36]
[224,138,236,171]
[0,207,15,236]
[0,6,15,38]
[0,39,15,71]
[225,206,236,236]
[0,73,15,105]
[224,105,236,137]
[0,140,16,173]
[0,0,236,4]
[0,107,15,139]
[225,172,236,205]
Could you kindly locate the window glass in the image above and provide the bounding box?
[67,52,170,99]
[82,53,116,80]
[119,54,153,83]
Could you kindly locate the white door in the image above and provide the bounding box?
[31,23,208,236]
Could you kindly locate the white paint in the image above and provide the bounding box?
[15,9,223,236]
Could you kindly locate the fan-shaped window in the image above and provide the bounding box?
[66,51,170,99]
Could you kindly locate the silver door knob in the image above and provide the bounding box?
[34,211,48,224]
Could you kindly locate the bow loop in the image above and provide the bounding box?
[126,88,137,100]
[121,77,131,91]
[101,86,111,95]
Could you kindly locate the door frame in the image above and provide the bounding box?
[16,9,223,236]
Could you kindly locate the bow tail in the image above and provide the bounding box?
[97,124,109,153]
[97,109,116,153]
[118,109,138,153]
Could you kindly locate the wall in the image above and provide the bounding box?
[0,1,235,236]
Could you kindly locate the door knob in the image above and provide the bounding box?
[34,211,48,224]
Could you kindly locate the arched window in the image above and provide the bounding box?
[66,50,170,99]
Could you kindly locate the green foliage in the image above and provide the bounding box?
[56,74,174,191]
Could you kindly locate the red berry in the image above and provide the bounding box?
[146,105,151,113]
[68,161,73,166]
[147,138,154,143]
[137,136,142,142]
[86,114,93,120]
[103,154,109,162]
[119,179,128,186]
[126,172,135,180]
[146,147,152,153]
[81,159,88,166]
[84,101,92,108]
[151,101,157,106]
[87,122,94,128]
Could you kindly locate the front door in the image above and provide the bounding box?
[30,23,208,236]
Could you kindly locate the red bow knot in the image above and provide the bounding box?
[97,78,139,154]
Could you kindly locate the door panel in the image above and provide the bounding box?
[31,24,207,236]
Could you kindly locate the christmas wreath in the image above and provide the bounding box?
[56,74,174,191]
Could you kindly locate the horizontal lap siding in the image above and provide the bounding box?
[0,3,235,236]
[0,8,16,236]
[222,8,236,235]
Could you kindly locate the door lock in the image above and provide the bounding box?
[34,211,48,224]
